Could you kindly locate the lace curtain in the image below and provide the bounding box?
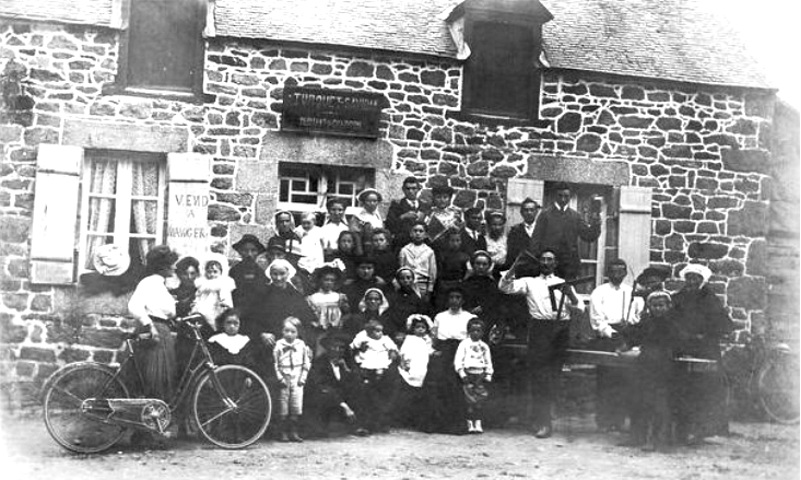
[84,157,160,271]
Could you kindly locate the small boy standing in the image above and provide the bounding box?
[273,317,312,442]
[454,318,493,433]
[398,221,437,304]
[350,320,399,433]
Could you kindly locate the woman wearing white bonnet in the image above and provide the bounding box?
[671,262,733,444]
[680,263,712,286]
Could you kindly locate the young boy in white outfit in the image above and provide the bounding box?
[454,318,493,433]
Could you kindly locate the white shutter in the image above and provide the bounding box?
[618,185,653,279]
[167,153,212,257]
[505,178,544,225]
[30,144,83,284]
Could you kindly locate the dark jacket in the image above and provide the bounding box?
[530,206,600,279]
[506,222,536,269]
[385,198,431,250]
[671,286,733,359]
[459,229,487,257]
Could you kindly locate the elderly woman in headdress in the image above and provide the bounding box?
[244,259,316,353]
[383,266,431,344]
[269,211,303,265]
[342,287,390,337]
[349,188,384,254]
[671,263,733,444]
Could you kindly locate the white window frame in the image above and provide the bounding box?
[277,164,373,217]
[77,151,167,274]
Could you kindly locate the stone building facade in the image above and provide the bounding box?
[0,0,784,407]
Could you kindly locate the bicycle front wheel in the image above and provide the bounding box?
[43,363,129,453]
[758,353,800,424]
[192,365,271,448]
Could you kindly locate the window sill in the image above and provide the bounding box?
[446,110,550,128]
[102,84,214,105]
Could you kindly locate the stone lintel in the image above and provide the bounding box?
[63,118,189,153]
[525,155,630,186]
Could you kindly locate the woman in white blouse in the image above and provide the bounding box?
[128,245,180,401]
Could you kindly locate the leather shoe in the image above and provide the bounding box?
[534,425,552,439]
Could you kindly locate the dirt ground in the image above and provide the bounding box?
[1,412,798,480]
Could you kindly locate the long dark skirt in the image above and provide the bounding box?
[673,368,729,440]
[422,339,467,434]
[134,321,177,401]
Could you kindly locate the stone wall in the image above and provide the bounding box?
[0,20,776,406]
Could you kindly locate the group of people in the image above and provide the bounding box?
[124,177,732,451]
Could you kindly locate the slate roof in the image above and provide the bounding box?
[213,0,771,89]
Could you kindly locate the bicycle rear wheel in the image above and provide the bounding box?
[192,365,271,448]
[757,353,800,424]
[43,363,129,453]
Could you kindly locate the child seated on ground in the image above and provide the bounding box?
[454,318,493,434]
[369,228,398,282]
[274,316,313,443]
[207,308,258,369]
[398,221,437,304]
[349,320,399,433]
[194,254,236,330]
[395,314,434,429]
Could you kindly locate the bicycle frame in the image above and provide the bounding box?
[82,316,227,425]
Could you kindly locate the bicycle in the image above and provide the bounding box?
[721,333,799,425]
[41,314,272,453]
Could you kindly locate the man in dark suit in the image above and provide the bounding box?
[385,176,430,251]
[505,198,540,270]
[530,183,601,280]
[305,333,369,436]
[460,206,487,256]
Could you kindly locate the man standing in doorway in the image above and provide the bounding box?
[499,249,584,438]
[530,183,601,280]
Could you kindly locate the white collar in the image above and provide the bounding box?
[209,333,250,355]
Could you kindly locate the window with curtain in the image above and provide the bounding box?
[79,150,167,273]
[277,163,373,216]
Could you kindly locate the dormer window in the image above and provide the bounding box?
[464,20,536,119]
[104,0,207,102]
[445,0,552,125]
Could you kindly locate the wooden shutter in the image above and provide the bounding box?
[30,144,83,284]
[618,185,653,280]
[505,178,544,226]
[167,153,211,257]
